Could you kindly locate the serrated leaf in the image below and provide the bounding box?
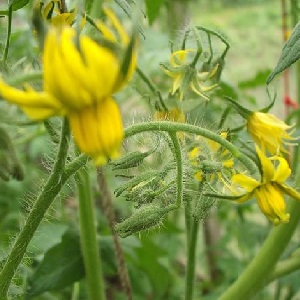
[145,0,165,25]
[26,230,84,297]
[267,21,300,84]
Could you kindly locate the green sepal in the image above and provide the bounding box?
[203,192,245,201]
[223,96,253,119]
[120,33,136,81]
[259,89,276,113]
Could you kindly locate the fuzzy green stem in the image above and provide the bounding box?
[124,121,258,175]
[220,199,300,300]
[1,4,12,64]
[0,119,70,299]
[75,169,105,300]
[168,132,184,208]
[185,219,200,300]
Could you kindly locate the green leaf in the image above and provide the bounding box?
[145,0,165,25]
[267,21,300,84]
[1,0,29,14]
[26,230,85,297]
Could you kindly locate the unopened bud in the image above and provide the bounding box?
[115,205,173,238]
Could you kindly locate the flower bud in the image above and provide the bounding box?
[115,205,172,237]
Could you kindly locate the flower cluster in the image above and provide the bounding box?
[161,49,219,101]
[0,8,137,165]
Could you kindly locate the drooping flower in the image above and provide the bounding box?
[247,111,295,155]
[0,11,136,165]
[161,49,218,100]
[231,146,300,225]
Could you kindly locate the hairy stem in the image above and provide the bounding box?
[0,119,70,299]
[124,121,258,175]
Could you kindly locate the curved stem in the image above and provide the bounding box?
[75,169,106,300]
[185,219,200,300]
[220,199,300,300]
[124,121,258,175]
[0,119,70,299]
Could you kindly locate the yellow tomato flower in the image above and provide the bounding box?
[232,146,300,225]
[247,112,295,155]
[161,49,218,100]
[0,21,136,165]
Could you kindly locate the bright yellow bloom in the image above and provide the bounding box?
[247,112,295,155]
[231,146,300,225]
[0,14,136,165]
[161,49,218,100]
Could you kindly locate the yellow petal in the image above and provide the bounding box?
[232,173,260,192]
[102,7,129,45]
[0,79,62,120]
[68,97,123,165]
[255,184,290,225]
[255,145,275,182]
[273,157,291,183]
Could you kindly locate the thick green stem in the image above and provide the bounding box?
[220,199,300,300]
[0,119,70,299]
[185,219,200,300]
[75,169,105,300]
[124,121,258,175]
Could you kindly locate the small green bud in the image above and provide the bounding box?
[115,205,173,238]
[111,149,153,170]
[114,170,157,197]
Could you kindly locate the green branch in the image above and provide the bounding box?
[124,121,258,175]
